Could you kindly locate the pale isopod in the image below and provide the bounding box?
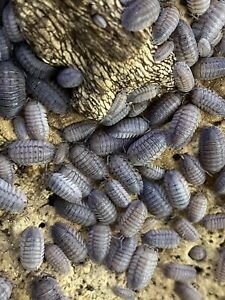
[63,120,97,143]
[163,263,197,281]
[201,213,225,231]
[45,243,71,274]
[127,83,160,103]
[174,282,202,300]
[187,193,208,223]
[143,229,181,249]
[173,62,195,93]
[174,217,199,241]
[188,245,207,261]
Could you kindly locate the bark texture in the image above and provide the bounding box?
[13,0,175,120]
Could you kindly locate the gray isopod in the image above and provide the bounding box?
[141,180,172,218]
[47,172,82,204]
[138,164,165,180]
[70,144,107,180]
[56,67,83,88]
[0,28,11,61]
[153,41,175,63]
[13,116,30,140]
[164,170,190,210]
[127,130,167,165]
[172,19,199,66]
[127,83,160,103]
[121,0,160,32]
[188,245,207,261]
[216,247,225,283]
[128,101,149,117]
[0,177,27,213]
[152,6,179,45]
[201,213,225,231]
[127,245,158,290]
[24,101,49,140]
[8,140,55,165]
[15,43,56,79]
[0,276,12,300]
[118,200,148,237]
[20,226,44,271]
[173,62,195,93]
[174,282,202,300]
[168,104,201,150]
[88,189,117,225]
[45,243,71,274]
[174,217,199,241]
[199,126,225,173]
[191,86,225,118]
[143,229,181,249]
[0,154,15,184]
[192,57,225,80]
[54,197,96,227]
[104,178,131,208]
[53,143,69,165]
[59,163,92,197]
[187,193,208,223]
[198,38,212,57]
[107,117,149,139]
[186,0,210,17]
[146,92,182,127]
[214,169,225,195]
[87,224,112,263]
[179,154,206,186]
[112,286,136,300]
[92,14,107,29]
[108,154,143,194]
[63,120,97,143]
[106,236,137,273]
[31,276,65,300]
[51,222,87,264]
[163,263,197,282]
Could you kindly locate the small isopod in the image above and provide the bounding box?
[13,116,30,140]
[174,282,202,300]
[192,57,225,80]
[198,38,212,57]
[174,217,199,241]
[56,67,83,88]
[0,276,12,300]
[216,247,225,283]
[153,41,175,63]
[127,83,160,103]
[201,213,225,231]
[173,62,195,93]
[188,245,207,261]
[187,193,208,223]
[92,14,107,28]
[31,276,65,300]
[104,178,131,208]
[112,286,136,300]
[186,0,210,17]
[143,229,181,249]
[214,169,225,195]
[138,163,165,181]
[45,243,71,274]
[53,143,69,165]
[63,120,97,143]
[163,263,197,282]
[0,154,15,184]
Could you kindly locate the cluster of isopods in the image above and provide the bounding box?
[2,0,225,299]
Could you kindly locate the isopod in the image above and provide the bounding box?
[112,286,136,300]
[92,14,107,29]
[173,62,195,92]
[198,38,212,57]
[186,0,210,16]
[104,178,131,208]
[188,245,207,261]
[187,193,208,223]
[127,84,160,103]
[174,217,199,241]
[214,169,225,195]
[163,263,197,281]
[0,154,15,184]
[63,120,97,143]
[0,276,12,300]
[192,57,225,80]
[13,116,30,140]
[216,247,225,283]
[153,41,175,63]
[31,276,65,300]
[56,67,83,88]
[45,243,71,274]
[143,229,181,249]
[174,282,202,300]
[128,101,149,117]
[201,213,225,231]
[138,164,165,180]
[53,142,69,165]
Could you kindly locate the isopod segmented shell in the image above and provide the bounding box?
[173,62,195,93]
[188,245,207,261]
[0,276,12,300]
[56,67,83,88]
[31,276,65,300]
[216,247,225,283]
[174,217,199,241]
[104,178,131,208]
[127,245,158,290]
[214,169,225,195]
[186,0,210,16]
[139,164,165,181]
[112,286,136,300]
[45,243,71,274]
[63,120,97,143]
[8,140,55,165]
[13,116,30,140]
[127,83,160,103]
[187,193,208,223]
[153,41,175,63]
[0,28,11,61]
[0,154,15,184]
[20,226,44,271]
[143,229,181,249]
[163,263,197,282]
[201,213,225,231]
[192,57,225,80]
[198,38,212,58]
[174,282,202,300]
[121,0,160,32]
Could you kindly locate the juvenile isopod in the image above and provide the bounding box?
[153,41,175,63]
[127,245,158,290]
[199,126,225,173]
[13,116,30,140]
[201,213,225,231]
[186,0,210,17]
[216,247,225,283]
[121,0,160,32]
[198,38,212,57]
[87,224,112,263]
[63,120,97,143]
[163,263,197,282]
[53,143,69,165]
[56,67,83,88]
[31,276,65,300]
[0,276,12,300]
[8,140,55,165]
[188,245,207,261]
[45,243,71,274]
[104,178,131,208]
[20,226,44,271]
[174,282,202,300]
[192,57,225,80]
[0,154,15,184]
[51,222,87,263]
[173,62,195,92]
[187,193,208,223]
[92,14,107,29]
[138,164,165,181]
[127,83,160,103]
[143,229,181,249]
[0,28,11,61]
[112,286,136,300]
[174,217,199,241]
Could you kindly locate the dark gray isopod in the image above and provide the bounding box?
[53,143,69,165]
[47,172,82,204]
[146,92,182,127]
[127,130,167,165]
[107,117,149,139]
[0,277,12,300]
[118,200,147,237]
[174,218,199,241]
[13,116,30,140]
[127,83,160,103]
[2,3,24,43]
[179,154,206,186]
[106,236,137,273]
[15,43,56,79]
[168,104,201,150]
[128,101,149,117]
[0,177,27,213]
[54,197,96,227]
[163,263,197,282]
[139,163,165,180]
[187,193,208,223]
[201,213,225,231]
[70,144,107,180]
[121,0,160,32]
[26,77,68,114]
[112,286,136,300]
[191,87,225,118]
[51,222,87,263]
[164,170,190,210]
[152,6,179,45]
[127,245,158,290]
[188,245,207,261]
[174,282,202,300]
[87,224,112,263]
[141,180,172,218]
[214,169,225,195]
[88,190,117,225]
[0,154,15,184]
[199,126,225,173]
[192,57,225,80]
[0,28,11,61]
[63,120,97,143]
[153,41,175,63]
[59,163,92,197]
[143,229,181,249]
[8,140,55,165]
[56,67,83,88]
[104,178,131,208]
[31,276,65,300]
[108,154,143,194]
[173,62,195,93]
[20,226,44,271]
[216,247,225,283]
[186,0,210,16]
[45,243,71,274]
[24,101,49,140]
[0,61,26,118]
[172,19,199,66]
